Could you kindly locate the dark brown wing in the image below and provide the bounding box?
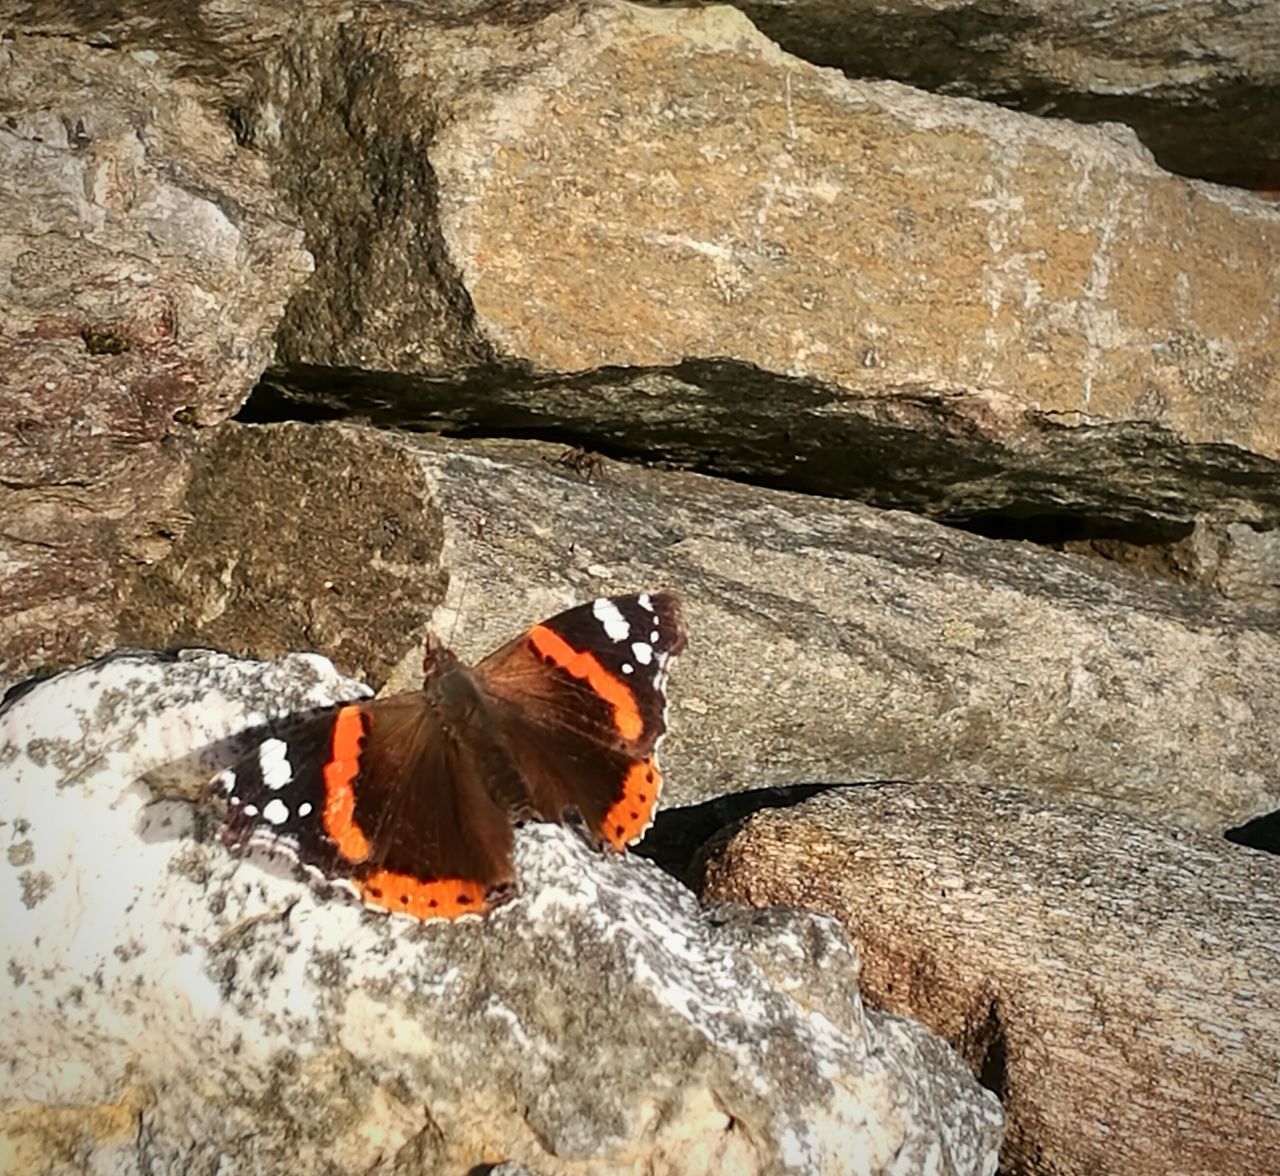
[474,592,686,848]
[218,695,518,919]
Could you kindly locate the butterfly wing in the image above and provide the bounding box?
[474,592,686,849]
[217,695,518,919]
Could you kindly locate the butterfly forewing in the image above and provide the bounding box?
[475,593,686,848]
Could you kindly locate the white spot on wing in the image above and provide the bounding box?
[637,592,654,612]
[621,663,634,674]
[592,597,630,642]
[258,739,293,790]
[650,630,660,643]
[262,798,290,826]
[242,804,259,818]
[298,801,313,817]
[631,641,653,665]
[214,768,236,794]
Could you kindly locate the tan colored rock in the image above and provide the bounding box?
[257,1,1280,533]
[426,4,1280,445]
[0,34,310,677]
[118,422,1280,835]
[703,0,1280,189]
[700,782,1280,1176]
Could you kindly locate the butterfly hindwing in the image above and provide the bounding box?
[218,696,518,918]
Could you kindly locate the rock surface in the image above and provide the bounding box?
[119,422,1280,836]
[706,0,1280,189]
[700,781,1280,1176]
[0,651,1002,1175]
[252,1,1280,534]
[0,30,310,677]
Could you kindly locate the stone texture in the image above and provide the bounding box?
[700,782,1280,1176]
[0,31,310,678]
[118,422,1280,836]
[705,0,1280,189]
[0,651,1003,1175]
[116,424,448,687]
[254,1,1280,533]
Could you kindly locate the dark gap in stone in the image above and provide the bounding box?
[1224,810,1280,856]
[975,1000,1009,1102]
[635,782,845,886]
[950,510,1196,549]
[239,361,1280,559]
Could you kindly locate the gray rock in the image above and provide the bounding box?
[701,781,1280,1176]
[119,422,1280,835]
[0,650,1002,1174]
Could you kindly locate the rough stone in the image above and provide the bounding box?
[0,651,1003,1175]
[700,781,1280,1176]
[0,30,311,678]
[116,424,448,687]
[118,422,1280,836]
[255,1,1280,532]
[700,0,1280,189]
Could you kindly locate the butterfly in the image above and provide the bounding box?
[215,593,685,919]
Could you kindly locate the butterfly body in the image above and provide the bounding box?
[216,592,685,920]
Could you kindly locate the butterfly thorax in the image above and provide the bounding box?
[421,644,486,738]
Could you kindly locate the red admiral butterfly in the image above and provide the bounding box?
[216,593,685,920]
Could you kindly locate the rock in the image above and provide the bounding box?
[0,31,310,678]
[252,2,1280,534]
[705,0,1280,189]
[118,422,1280,835]
[0,651,1003,1175]
[699,781,1280,1176]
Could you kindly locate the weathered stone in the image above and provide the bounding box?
[116,424,447,687]
[701,0,1280,189]
[0,32,310,678]
[0,651,1003,1175]
[700,782,1280,1176]
[252,1,1280,533]
[118,422,1280,835]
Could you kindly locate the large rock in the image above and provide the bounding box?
[251,1,1280,534]
[118,422,1280,835]
[700,782,1280,1176]
[0,31,310,678]
[712,0,1280,189]
[0,650,1003,1175]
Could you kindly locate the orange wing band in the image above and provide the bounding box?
[358,871,491,920]
[322,704,372,862]
[527,624,644,741]
[602,757,662,849]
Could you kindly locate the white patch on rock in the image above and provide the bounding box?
[0,647,1000,1174]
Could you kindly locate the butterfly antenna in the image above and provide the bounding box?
[447,563,470,648]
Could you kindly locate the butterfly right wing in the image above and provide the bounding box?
[216,696,518,919]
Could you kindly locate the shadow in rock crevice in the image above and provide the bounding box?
[1225,810,1280,856]
[241,359,1280,556]
[634,782,851,888]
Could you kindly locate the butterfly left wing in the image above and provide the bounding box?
[216,695,521,919]
[474,592,686,849]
